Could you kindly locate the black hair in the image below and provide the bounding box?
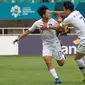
[63,1,74,12]
[37,5,48,18]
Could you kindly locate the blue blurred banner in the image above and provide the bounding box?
[0,2,85,20]
[19,35,78,55]
[0,3,55,20]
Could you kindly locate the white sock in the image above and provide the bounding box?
[49,68,58,79]
[76,58,85,77]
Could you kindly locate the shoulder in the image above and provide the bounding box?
[49,18,58,24]
[34,19,42,23]
[69,10,80,18]
[50,18,56,22]
[63,15,73,24]
[33,19,42,25]
[73,10,80,14]
[64,14,72,22]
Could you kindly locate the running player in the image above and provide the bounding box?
[13,5,65,83]
[44,1,85,83]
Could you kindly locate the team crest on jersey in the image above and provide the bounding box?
[49,24,52,26]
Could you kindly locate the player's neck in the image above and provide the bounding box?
[42,18,49,23]
[68,11,72,16]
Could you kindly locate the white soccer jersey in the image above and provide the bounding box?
[29,18,59,41]
[62,10,85,41]
[29,18,65,60]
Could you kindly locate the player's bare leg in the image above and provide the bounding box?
[57,59,65,66]
[73,39,85,83]
[43,56,62,83]
[75,52,85,60]
[75,52,85,83]
[56,56,65,83]
[56,53,65,66]
[80,56,85,83]
[43,56,53,69]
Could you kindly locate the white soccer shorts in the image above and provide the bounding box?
[77,42,85,54]
[42,41,65,60]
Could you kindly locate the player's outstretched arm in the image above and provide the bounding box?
[49,24,61,30]
[41,23,61,30]
[49,22,68,32]
[13,30,29,44]
[50,11,67,16]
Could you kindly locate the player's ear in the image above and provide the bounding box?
[42,14,45,18]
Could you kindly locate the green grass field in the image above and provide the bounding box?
[0,55,84,85]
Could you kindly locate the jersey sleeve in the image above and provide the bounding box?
[53,19,59,26]
[63,16,71,24]
[28,21,37,32]
[60,16,72,28]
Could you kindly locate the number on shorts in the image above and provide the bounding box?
[58,51,62,56]
[78,44,82,48]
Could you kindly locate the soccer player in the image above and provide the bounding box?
[45,1,85,83]
[13,5,65,83]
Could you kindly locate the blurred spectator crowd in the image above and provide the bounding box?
[0,0,84,35]
[0,0,84,3]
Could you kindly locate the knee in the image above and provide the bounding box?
[58,63,64,66]
[75,57,77,60]
[75,56,81,60]
[58,62,64,66]
[57,60,65,66]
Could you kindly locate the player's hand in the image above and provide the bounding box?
[59,25,69,33]
[57,15,62,23]
[64,25,69,32]
[73,39,80,45]
[13,38,19,44]
[40,24,46,30]
[40,23,48,30]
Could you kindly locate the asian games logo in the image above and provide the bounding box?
[10,5,21,18]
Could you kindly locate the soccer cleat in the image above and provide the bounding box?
[82,78,85,83]
[55,78,62,84]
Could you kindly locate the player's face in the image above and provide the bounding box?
[43,9,51,19]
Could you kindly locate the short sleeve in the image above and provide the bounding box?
[60,16,72,28]
[28,21,37,32]
[63,16,72,24]
[52,19,59,26]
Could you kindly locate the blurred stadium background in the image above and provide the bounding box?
[0,0,85,85]
[0,0,85,55]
